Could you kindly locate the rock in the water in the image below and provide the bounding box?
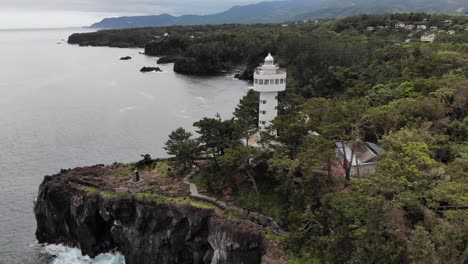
[235,68,254,81]
[157,56,183,64]
[120,56,132,60]
[140,67,162,72]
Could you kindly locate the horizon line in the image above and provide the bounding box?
[0,26,90,31]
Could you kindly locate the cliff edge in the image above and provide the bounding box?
[34,164,271,264]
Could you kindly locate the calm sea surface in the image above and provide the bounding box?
[0,28,248,263]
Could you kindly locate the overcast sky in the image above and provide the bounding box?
[0,0,262,29]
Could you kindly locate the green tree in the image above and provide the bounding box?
[193,114,239,165]
[271,108,309,159]
[233,90,259,146]
[379,128,444,183]
[136,154,154,169]
[298,135,336,187]
[218,145,260,194]
[164,127,201,169]
[407,226,439,264]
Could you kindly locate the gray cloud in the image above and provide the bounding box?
[0,0,265,28]
[0,0,262,15]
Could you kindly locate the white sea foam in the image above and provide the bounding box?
[119,106,136,113]
[195,97,207,103]
[44,244,125,264]
[138,91,156,101]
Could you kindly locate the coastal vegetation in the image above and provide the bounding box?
[156,14,466,263]
[70,13,468,263]
[70,13,467,79]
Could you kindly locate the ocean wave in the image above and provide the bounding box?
[107,81,118,87]
[119,106,136,113]
[138,92,156,101]
[195,97,206,103]
[43,244,125,264]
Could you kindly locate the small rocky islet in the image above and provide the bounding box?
[140,66,162,73]
[157,56,184,64]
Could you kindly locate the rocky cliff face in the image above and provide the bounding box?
[34,172,265,264]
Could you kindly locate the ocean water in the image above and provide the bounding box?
[0,28,248,263]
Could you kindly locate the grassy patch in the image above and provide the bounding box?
[134,192,173,203]
[228,208,242,218]
[102,191,132,200]
[182,197,221,212]
[156,161,171,170]
[133,192,219,211]
[85,187,101,196]
[148,184,160,192]
[115,164,134,178]
[265,229,279,241]
[155,161,173,178]
[436,50,461,58]
[289,252,321,264]
[85,187,131,200]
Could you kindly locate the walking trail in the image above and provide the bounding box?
[183,166,289,235]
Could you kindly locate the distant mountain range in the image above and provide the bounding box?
[90,0,467,29]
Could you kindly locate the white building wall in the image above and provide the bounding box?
[252,54,286,133]
[258,92,278,130]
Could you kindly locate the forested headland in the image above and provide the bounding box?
[70,13,467,263]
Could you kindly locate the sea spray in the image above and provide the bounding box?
[44,244,125,264]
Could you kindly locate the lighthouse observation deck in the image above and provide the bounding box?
[253,64,287,93]
[254,66,287,75]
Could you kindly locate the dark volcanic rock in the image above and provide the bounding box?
[140,67,162,72]
[157,56,184,64]
[235,70,254,81]
[34,169,265,264]
[120,56,132,60]
[173,58,224,75]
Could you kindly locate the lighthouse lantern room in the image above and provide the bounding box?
[253,53,287,131]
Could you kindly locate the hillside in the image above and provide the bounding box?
[295,0,468,20]
[90,0,467,29]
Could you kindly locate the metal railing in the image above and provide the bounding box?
[254,66,286,75]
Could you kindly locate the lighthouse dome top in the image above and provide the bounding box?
[264,53,274,64]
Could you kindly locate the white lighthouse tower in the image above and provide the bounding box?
[253,53,287,131]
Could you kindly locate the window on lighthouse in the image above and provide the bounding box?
[275,79,279,84]
[265,80,269,85]
[280,79,284,84]
[259,79,264,85]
